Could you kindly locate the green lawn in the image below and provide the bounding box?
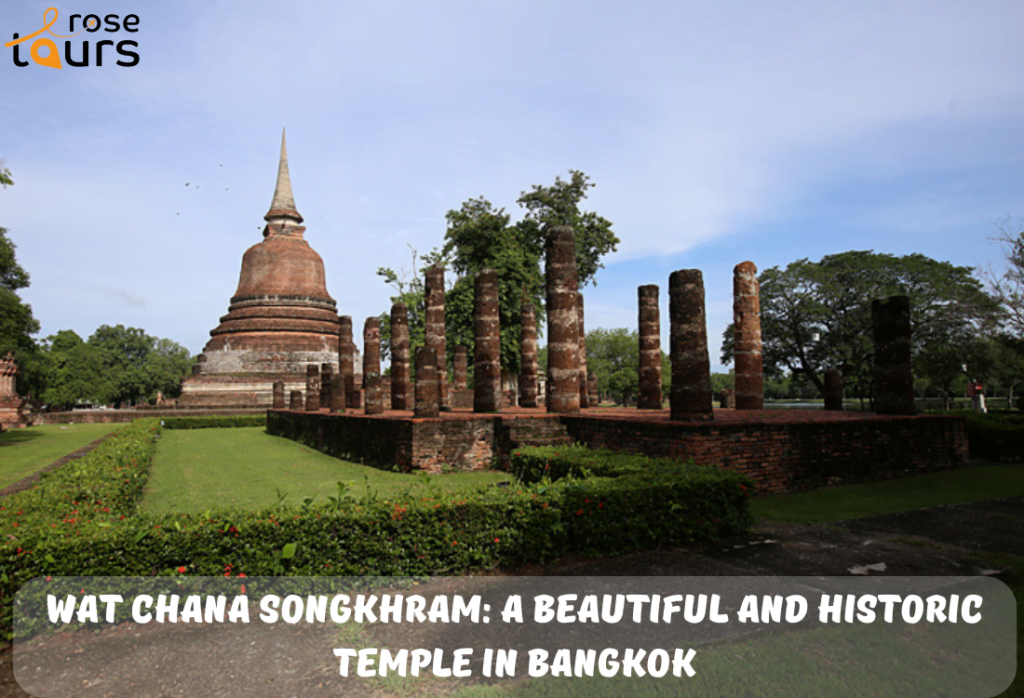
[141,427,510,513]
[0,423,124,489]
[751,463,1024,524]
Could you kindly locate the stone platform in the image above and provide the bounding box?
[267,407,969,495]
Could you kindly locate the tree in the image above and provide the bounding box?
[0,163,43,395]
[86,325,191,406]
[377,171,619,382]
[441,197,546,378]
[515,170,619,288]
[985,217,1024,338]
[721,251,999,405]
[39,330,111,409]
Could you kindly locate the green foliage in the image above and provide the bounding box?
[722,251,1000,404]
[160,415,267,429]
[0,227,42,395]
[377,172,619,378]
[510,445,754,554]
[0,422,753,640]
[957,411,1024,461]
[515,170,620,287]
[585,328,670,405]
[82,325,192,407]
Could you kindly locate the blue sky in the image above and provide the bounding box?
[2,1,1022,372]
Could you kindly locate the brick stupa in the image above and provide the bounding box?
[179,131,341,408]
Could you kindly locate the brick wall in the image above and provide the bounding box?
[561,414,969,494]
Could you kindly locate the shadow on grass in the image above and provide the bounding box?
[0,431,44,447]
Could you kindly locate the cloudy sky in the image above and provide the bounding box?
[2,1,1022,371]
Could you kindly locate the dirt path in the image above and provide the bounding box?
[1,495,1019,697]
[0,433,119,499]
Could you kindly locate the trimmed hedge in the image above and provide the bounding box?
[961,412,1024,462]
[0,425,754,639]
[161,414,267,429]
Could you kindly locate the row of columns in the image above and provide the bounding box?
[273,224,914,419]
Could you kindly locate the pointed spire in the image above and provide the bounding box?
[264,128,303,229]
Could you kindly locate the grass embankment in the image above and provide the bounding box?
[752,462,1024,523]
[142,427,509,513]
[0,423,124,489]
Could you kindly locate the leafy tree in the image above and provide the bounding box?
[585,328,670,406]
[515,170,620,288]
[86,325,191,406]
[377,172,619,383]
[0,164,43,395]
[721,251,999,405]
[984,217,1024,338]
[39,330,111,409]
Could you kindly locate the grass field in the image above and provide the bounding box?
[0,423,124,489]
[141,427,510,513]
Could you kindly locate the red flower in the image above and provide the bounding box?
[177,566,186,573]
[494,538,500,543]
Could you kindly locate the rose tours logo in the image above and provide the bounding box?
[5,7,139,68]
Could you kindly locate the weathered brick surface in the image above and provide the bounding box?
[637,285,663,410]
[364,373,384,415]
[453,345,468,391]
[577,293,589,408]
[415,347,440,418]
[474,269,501,413]
[669,270,713,421]
[519,300,539,408]
[733,261,764,410]
[304,364,320,412]
[873,295,915,415]
[362,317,381,385]
[424,266,448,410]
[545,226,580,413]
[391,302,411,410]
[824,368,844,411]
[272,381,285,409]
[268,405,967,494]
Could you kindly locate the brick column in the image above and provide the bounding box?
[415,347,439,418]
[363,317,381,386]
[319,363,333,410]
[272,381,285,409]
[519,299,539,408]
[474,269,501,413]
[637,284,663,410]
[733,261,764,410]
[364,373,383,415]
[304,364,320,412]
[824,368,845,411]
[289,390,303,410]
[545,226,580,413]
[588,370,599,407]
[338,316,357,408]
[424,266,448,410]
[577,293,589,408]
[391,302,411,410]
[872,295,916,415]
[453,345,468,391]
[669,270,714,421]
[329,373,346,413]
[720,388,735,409]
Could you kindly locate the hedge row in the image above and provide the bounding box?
[0,424,754,639]
[160,415,267,429]
[961,412,1024,461]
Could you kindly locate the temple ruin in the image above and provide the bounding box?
[180,131,342,408]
